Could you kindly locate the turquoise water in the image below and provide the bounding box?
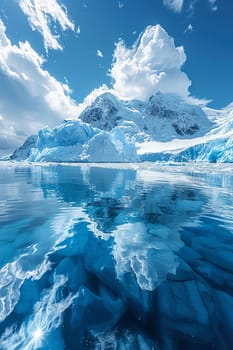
[0,163,233,350]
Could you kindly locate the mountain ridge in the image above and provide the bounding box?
[9,90,233,163]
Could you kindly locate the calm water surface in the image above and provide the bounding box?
[0,162,233,350]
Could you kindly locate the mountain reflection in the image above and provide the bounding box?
[1,164,233,350]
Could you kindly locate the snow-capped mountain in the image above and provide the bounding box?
[171,106,233,163]
[10,90,233,164]
[140,104,233,163]
[10,91,217,162]
[80,92,211,141]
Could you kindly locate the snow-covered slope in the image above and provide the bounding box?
[164,106,233,163]
[139,102,233,163]
[80,92,211,141]
[10,91,216,163]
[10,135,37,161]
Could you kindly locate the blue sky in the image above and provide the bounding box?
[0,0,232,154]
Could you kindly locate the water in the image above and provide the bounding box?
[0,162,233,350]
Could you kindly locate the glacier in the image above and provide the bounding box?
[10,90,230,163]
[15,119,138,163]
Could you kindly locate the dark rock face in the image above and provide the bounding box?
[82,107,103,123]
[145,92,205,138]
[146,99,179,119]
[80,95,120,131]
[172,122,199,136]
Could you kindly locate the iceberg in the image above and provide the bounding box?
[10,90,218,163]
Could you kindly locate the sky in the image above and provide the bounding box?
[0,0,233,155]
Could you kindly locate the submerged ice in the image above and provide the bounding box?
[1,164,233,349]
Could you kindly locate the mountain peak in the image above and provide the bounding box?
[9,91,216,162]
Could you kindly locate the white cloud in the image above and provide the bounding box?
[17,0,75,52]
[163,0,184,13]
[110,24,191,101]
[208,0,218,11]
[77,84,112,113]
[96,49,104,58]
[0,19,78,155]
[184,23,193,33]
[76,25,81,35]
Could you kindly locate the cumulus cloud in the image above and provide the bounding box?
[0,19,78,155]
[110,24,191,101]
[17,0,75,52]
[163,0,184,13]
[96,49,104,58]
